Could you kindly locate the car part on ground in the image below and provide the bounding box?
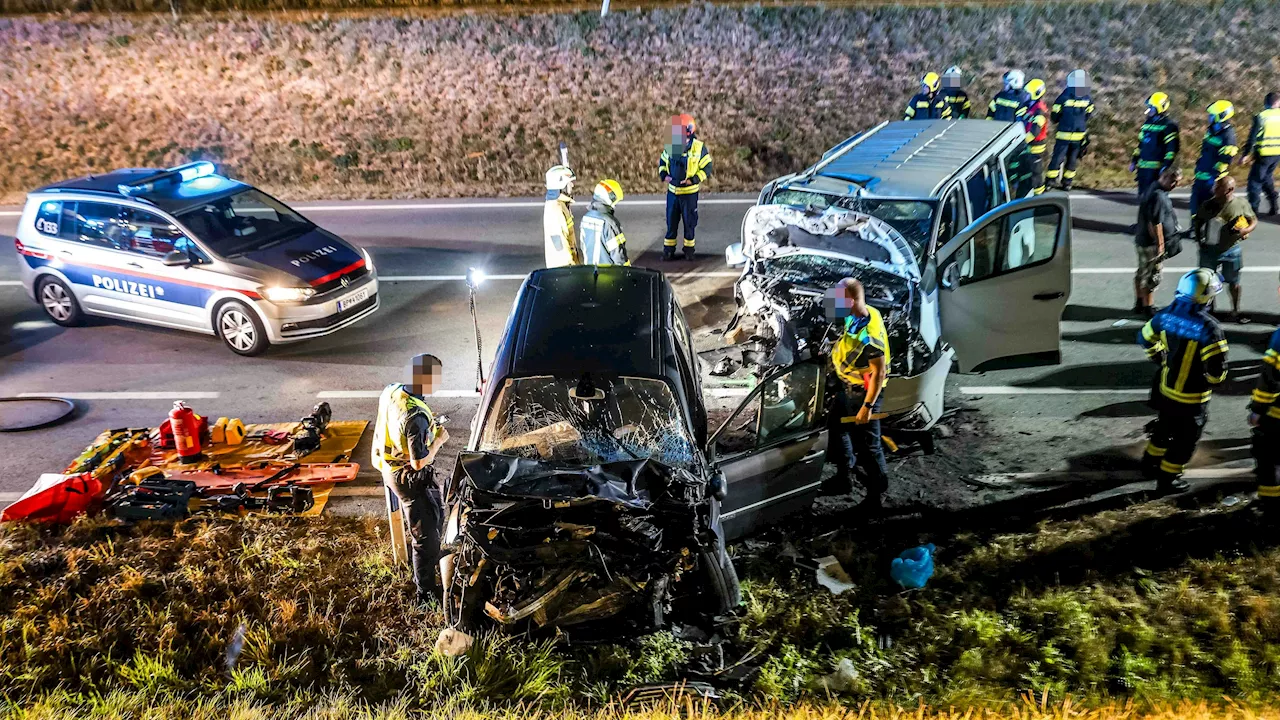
[0,397,76,432]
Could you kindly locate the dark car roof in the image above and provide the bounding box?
[792,120,1019,198]
[504,266,668,379]
[34,169,248,215]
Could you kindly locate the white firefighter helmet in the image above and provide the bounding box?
[545,165,576,192]
[943,65,963,79]
[1175,268,1224,304]
[1003,69,1026,91]
[1067,69,1089,89]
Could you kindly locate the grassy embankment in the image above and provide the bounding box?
[3,498,1280,716]
[1,1,1277,204]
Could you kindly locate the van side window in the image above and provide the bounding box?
[966,167,993,219]
[1002,142,1035,198]
[68,202,129,251]
[34,201,65,237]
[936,186,968,248]
[988,158,1008,206]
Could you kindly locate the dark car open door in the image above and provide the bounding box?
[707,360,828,541]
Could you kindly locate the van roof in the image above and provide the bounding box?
[793,120,1020,199]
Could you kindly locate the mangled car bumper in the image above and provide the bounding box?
[443,452,728,638]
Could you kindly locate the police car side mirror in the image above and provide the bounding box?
[161,251,190,267]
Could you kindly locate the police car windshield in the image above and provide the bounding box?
[771,189,935,262]
[477,376,696,470]
[176,189,313,256]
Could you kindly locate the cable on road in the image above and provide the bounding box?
[0,397,76,432]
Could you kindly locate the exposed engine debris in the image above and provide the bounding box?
[443,452,726,639]
[726,205,938,378]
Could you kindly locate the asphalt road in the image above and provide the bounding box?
[3,191,1279,502]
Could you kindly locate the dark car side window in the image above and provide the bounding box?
[60,201,129,251]
[713,363,823,458]
[121,208,188,259]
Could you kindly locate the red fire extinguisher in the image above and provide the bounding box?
[169,401,203,463]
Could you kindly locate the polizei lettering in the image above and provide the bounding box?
[92,274,165,299]
[290,246,338,267]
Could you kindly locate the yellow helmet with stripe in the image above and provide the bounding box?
[921,72,940,93]
[592,179,624,207]
[1026,78,1046,101]
[1147,92,1171,115]
[1207,100,1235,124]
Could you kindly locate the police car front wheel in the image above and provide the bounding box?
[216,301,269,356]
[38,277,84,327]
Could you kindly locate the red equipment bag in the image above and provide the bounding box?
[1,473,106,524]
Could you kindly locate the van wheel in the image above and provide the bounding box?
[216,301,269,356]
[700,547,742,614]
[38,277,83,327]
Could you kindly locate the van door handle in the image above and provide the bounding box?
[1033,291,1065,300]
[802,449,825,463]
[60,250,73,256]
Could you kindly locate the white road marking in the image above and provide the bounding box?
[16,391,219,400]
[317,390,479,399]
[330,485,385,497]
[959,386,1148,396]
[0,280,23,286]
[12,320,53,331]
[974,467,1251,484]
[296,198,756,212]
[380,274,527,282]
[1075,266,1280,275]
[0,492,24,503]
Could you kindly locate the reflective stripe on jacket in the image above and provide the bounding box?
[941,88,972,119]
[372,384,438,475]
[660,138,712,195]
[1252,328,1280,423]
[1025,100,1050,153]
[1194,125,1239,182]
[905,92,950,120]
[1133,114,1181,169]
[1050,90,1094,140]
[1138,298,1228,407]
[579,201,629,266]
[832,306,891,388]
[543,198,579,267]
[988,88,1030,122]
[1246,108,1280,157]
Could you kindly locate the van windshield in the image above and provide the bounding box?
[771,189,936,261]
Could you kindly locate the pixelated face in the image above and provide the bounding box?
[823,284,854,322]
[411,357,443,395]
[942,74,960,89]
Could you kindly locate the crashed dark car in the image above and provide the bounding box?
[441,266,835,639]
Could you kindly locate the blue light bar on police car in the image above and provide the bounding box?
[118,161,217,197]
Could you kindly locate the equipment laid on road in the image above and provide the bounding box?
[1,403,368,525]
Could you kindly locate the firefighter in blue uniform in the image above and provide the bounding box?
[987,70,1030,122]
[659,114,712,261]
[1242,92,1280,216]
[1190,100,1239,220]
[1046,70,1096,191]
[904,72,949,121]
[1251,323,1280,511]
[1024,79,1051,195]
[1130,92,1181,198]
[940,66,972,119]
[1138,269,1229,493]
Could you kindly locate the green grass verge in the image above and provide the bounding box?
[0,1,1275,203]
[2,498,1279,714]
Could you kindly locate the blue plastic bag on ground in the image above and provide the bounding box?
[890,543,936,589]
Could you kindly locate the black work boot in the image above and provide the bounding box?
[683,247,696,261]
[819,473,854,497]
[1156,476,1190,494]
[662,246,677,262]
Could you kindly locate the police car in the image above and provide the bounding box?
[14,162,378,355]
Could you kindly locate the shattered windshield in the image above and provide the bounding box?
[770,189,935,261]
[478,376,696,469]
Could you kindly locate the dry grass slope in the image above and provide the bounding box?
[0,0,1277,203]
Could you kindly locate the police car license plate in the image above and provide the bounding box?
[338,287,370,312]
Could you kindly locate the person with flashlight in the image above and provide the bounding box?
[372,354,450,603]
